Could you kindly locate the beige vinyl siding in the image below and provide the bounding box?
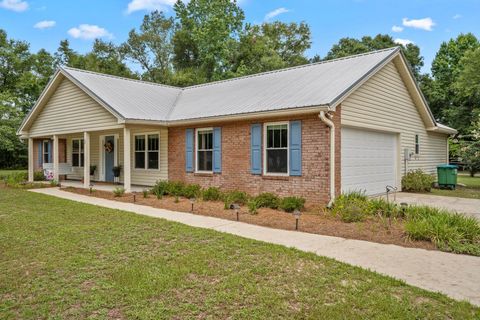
[130,127,168,186]
[342,61,448,176]
[29,77,119,137]
[64,126,168,186]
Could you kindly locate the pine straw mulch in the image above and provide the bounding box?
[61,186,436,252]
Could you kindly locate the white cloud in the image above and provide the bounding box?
[126,0,176,14]
[34,20,56,29]
[453,14,462,19]
[264,7,289,21]
[68,24,113,40]
[391,25,403,33]
[394,38,414,46]
[0,0,28,12]
[402,17,435,31]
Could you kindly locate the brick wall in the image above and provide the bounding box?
[168,107,342,206]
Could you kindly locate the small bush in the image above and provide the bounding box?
[279,196,306,213]
[34,171,45,181]
[254,192,280,209]
[223,190,249,209]
[368,198,402,218]
[247,199,259,214]
[151,180,169,198]
[142,189,149,198]
[113,187,125,197]
[402,169,435,192]
[183,184,202,199]
[4,172,28,186]
[202,187,222,201]
[330,192,369,222]
[167,181,186,196]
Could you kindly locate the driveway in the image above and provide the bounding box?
[392,192,480,220]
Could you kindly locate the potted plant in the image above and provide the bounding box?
[112,165,122,178]
[90,165,97,176]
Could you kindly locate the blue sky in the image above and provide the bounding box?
[1,0,479,74]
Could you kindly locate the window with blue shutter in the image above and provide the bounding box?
[289,121,302,176]
[185,129,194,172]
[213,127,222,173]
[250,124,262,174]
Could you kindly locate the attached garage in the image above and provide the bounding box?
[341,127,398,195]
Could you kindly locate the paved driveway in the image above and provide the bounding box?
[391,192,480,220]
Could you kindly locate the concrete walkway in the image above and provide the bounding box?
[393,192,480,220]
[31,188,480,306]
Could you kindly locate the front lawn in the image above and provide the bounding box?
[0,188,478,319]
[432,175,480,199]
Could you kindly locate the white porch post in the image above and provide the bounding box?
[53,135,59,182]
[28,138,34,182]
[83,132,90,188]
[123,126,131,192]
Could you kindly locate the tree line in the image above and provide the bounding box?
[0,0,479,169]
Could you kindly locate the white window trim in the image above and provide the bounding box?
[42,140,50,164]
[263,121,290,176]
[71,138,84,168]
[195,127,214,173]
[133,132,160,171]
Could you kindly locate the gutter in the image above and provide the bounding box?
[319,110,336,208]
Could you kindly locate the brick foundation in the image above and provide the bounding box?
[168,107,342,206]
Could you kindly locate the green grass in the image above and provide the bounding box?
[0,169,27,179]
[432,175,480,199]
[0,188,479,319]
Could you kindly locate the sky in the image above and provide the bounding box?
[1,0,479,74]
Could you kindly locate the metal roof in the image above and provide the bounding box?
[60,47,400,122]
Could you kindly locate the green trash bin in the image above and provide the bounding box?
[437,164,458,190]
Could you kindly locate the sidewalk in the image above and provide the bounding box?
[31,188,480,306]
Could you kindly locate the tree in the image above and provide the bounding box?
[324,34,424,79]
[173,0,244,81]
[85,40,137,78]
[121,10,175,82]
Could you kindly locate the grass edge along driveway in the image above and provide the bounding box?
[0,187,479,319]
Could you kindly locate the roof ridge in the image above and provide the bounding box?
[183,46,400,90]
[60,66,182,90]
[166,90,183,120]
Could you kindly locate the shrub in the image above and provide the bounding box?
[367,198,402,218]
[113,187,125,197]
[166,181,186,197]
[254,192,280,209]
[4,172,28,186]
[247,199,259,214]
[142,189,149,198]
[151,180,170,198]
[34,171,45,181]
[223,190,249,209]
[279,196,306,213]
[404,205,480,255]
[202,187,222,201]
[401,169,435,192]
[182,184,202,199]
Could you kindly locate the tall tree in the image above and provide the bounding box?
[173,0,244,81]
[324,34,424,79]
[121,10,175,82]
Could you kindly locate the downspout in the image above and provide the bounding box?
[319,110,335,208]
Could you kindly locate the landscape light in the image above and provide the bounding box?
[189,197,196,212]
[230,203,240,221]
[293,209,302,231]
[89,183,93,194]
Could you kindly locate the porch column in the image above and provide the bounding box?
[53,135,59,182]
[28,138,34,182]
[123,127,131,192]
[83,132,90,188]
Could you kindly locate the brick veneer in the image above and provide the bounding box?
[168,106,342,206]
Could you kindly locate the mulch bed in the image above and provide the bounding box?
[61,187,436,252]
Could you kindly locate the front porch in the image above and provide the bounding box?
[27,125,168,192]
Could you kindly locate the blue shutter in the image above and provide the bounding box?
[185,129,194,172]
[250,124,262,174]
[213,127,222,173]
[289,121,302,176]
[38,141,43,166]
[48,140,52,163]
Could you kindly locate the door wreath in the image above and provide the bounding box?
[104,141,114,153]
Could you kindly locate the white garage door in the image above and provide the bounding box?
[341,127,397,195]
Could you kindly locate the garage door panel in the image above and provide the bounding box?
[341,127,396,195]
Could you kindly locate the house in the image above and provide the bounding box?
[17,47,456,206]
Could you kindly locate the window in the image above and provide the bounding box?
[43,140,50,163]
[134,133,159,170]
[72,139,84,167]
[415,134,420,155]
[196,128,213,172]
[265,123,288,174]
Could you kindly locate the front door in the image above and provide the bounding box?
[104,136,115,182]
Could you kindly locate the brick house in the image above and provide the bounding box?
[17,47,456,206]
